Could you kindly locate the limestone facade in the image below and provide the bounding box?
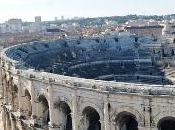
[1,36,175,130]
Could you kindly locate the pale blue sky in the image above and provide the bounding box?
[0,0,175,22]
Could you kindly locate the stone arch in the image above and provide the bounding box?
[172,49,175,56]
[80,102,103,121]
[21,85,32,97]
[153,111,175,127]
[114,111,138,130]
[59,96,73,112]
[56,101,72,130]
[157,116,175,130]
[37,91,49,102]
[81,106,101,130]
[111,107,144,126]
[37,94,50,128]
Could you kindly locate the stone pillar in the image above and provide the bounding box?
[48,84,54,124]
[18,78,23,116]
[110,122,115,130]
[48,84,60,130]
[72,94,78,130]
[100,120,105,130]
[30,83,38,126]
[104,100,110,130]
[48,86,55,130]
[111,122,119,130]
[150,127,158,130]
[30,85,36,116]
[2,107,6,130]
[138,126,148,130]
[5,113,11,130]
[3,73,7,103]
[145,106,151,126]
[10,114,16,130]
[8,77,13,106]
[143,99,151,130]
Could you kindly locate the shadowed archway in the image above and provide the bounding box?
[38,95,50,127]
[115,111,138,130]
[57,101,72,130]
[158,117,175,130]
[82,106,101,130]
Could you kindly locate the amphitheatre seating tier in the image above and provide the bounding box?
[2,36,173,85]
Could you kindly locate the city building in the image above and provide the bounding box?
[35,16,42,23]
[6,19,22,33]
[29,16,43,33]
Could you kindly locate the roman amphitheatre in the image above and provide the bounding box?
[1,34,175,130]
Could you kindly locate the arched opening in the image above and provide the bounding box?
[162,49,165,57]
[171,49,174,56]
[12,85,19,111]
[82,106,101,130]
[158,117,175,130]
[115,112,138,130]
[38,95,50,127]
[58,101,72,130]
[20,89,32,119]
[23,89,32,117]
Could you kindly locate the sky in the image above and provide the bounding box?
[0,0,175,22]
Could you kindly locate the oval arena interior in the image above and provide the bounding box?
[2,35,175,130]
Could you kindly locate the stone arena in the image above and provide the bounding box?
[1,34,175,130]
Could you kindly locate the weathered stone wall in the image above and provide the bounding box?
[2,37,175,130]
[2,64,175,130]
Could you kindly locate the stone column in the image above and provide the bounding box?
[30,83,38,126]
[111,122,119,130]
[100,120,105,130]
[72,94,78,130]
[150,127,158,130]
[138,126,148,130]
[18,77,23,116]
[10,114,16,130]
[48,84,53,130]
[8,77,13,106]
[48,84,60,130]
[5,112,11,130]
[2,107,6,130]
[3,72,7,103]
[104,100,110,130]
[143,99,151,130]
[110,122,115,130]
